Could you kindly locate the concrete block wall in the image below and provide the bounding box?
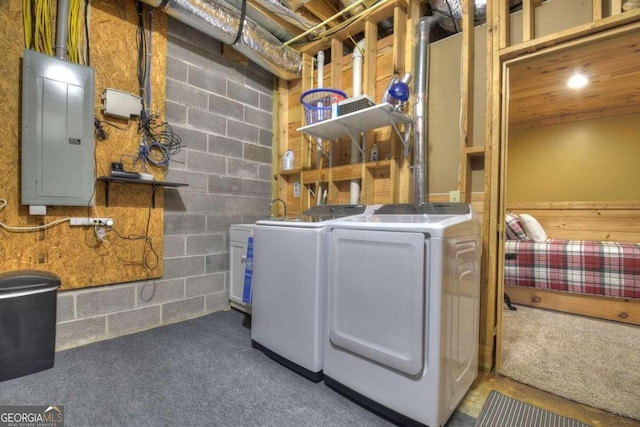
[54,17,274,351]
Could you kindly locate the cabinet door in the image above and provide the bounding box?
[229,240,248,305]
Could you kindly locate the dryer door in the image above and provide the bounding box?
[328,229,426,376]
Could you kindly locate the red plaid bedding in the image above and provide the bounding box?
[504,240,640,299]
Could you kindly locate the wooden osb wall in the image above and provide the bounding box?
[0,0,168,290]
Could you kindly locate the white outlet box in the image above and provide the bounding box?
[70,217,114,226]
[449,191,460,203]
[293,181,301,197]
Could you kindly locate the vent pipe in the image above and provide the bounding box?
[413,16,437,204]
[141,0,302,80]
[55,0,70,59]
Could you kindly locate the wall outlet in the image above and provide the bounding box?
[70,217,114,226]
[293,181,301,197]
[449,190,461,203]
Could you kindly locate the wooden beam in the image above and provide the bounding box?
[295,0,405,55]
[612,0,623,15]
[362,18,378,204]
[522,0,535,42]
[499,8,640,60]
[499,0,510,49]
[392,4,407,204]
[302,0,341,26]
[275,78,288,204]
[301,53,314,210]
[593,0,603,20]
[330,38,344,89]
[483,0,503,373]
[460,0,474,203]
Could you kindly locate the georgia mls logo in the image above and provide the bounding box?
[0,405,64,427]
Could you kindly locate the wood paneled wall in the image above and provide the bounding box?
[0,0,168,289]
[506,201,640,243]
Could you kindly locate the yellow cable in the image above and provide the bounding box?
[68,0,78,62]
[23,0,33,48]
[68,0,75,62]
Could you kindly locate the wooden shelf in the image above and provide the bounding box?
[278,168,301,176]
[299,161,392,185]
[366,159,392,170]
[96,176,188,208]
[466,146,485,157]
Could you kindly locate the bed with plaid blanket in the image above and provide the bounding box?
[504,240,640,299]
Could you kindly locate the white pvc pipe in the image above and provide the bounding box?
[316,51,325,169]
[352,41,363,97]
[350,39,365,205]
[317,51,324,88]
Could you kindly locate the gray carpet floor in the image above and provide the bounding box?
[0,309,476,427]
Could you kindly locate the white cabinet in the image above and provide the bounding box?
[229,224,255,313]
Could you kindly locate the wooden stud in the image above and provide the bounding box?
[593,0,603,20]
[612,0,623,15]
[522,0,535,42]
[460,0,474,204]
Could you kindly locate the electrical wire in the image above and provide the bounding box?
[107,196,159,272]
[23,0,86,62]
[131,1,182,172]
[0,218,72,232]
[23,0,35,49]
[35,0,54,55]
[137,112,183,171]
[288,0,387,46]
[94,117,109,141]
[136,1,148,109]
[0,198,72,232]
[84,0,91,65]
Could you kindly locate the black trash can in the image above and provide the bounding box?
[0,270,61,382]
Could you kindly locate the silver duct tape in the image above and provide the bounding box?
[144,0,302,80]
[226,0,296,41]
[255,0,324,33]
[236,17,303,79]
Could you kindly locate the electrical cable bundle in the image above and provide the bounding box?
[23,0,54,54]
[67,0,88,64]
[135,2,182,171]
[22,0,90,64]
[137,112,182,169]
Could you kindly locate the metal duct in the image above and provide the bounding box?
[142,0,302,80]
[413,16,438,204]
[55,0,70,59]
[253,0,324,35]
[223,0,296,41]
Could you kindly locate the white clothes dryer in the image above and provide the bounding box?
[323,203,481,426]
[251,204,374,382]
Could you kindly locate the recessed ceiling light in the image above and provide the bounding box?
[567,73,589,89]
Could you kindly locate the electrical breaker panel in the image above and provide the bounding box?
[21,49,96,207]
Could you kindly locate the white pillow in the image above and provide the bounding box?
[519,213,548,242]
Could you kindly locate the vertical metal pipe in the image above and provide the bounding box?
[55,0,70,59]
[413,16,437,204]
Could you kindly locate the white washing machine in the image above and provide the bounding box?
[323,203,481,427]
[251,204,374,382]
